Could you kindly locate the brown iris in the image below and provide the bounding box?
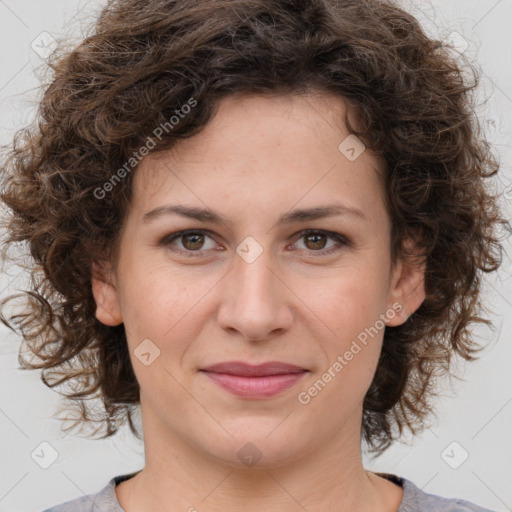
[181,233,205,250]
[303,233,327,250]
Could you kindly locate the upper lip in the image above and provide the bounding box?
[200,361,307,377]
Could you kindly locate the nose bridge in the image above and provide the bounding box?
[234,246,275,303]
[217,238,291,340]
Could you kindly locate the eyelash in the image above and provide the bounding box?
[160,229,350,258]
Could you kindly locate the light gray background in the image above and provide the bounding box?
[1,1,511,511]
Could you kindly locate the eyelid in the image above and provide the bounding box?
[160,229,221,256]
[290,229,351,254]
[160,228,350,257]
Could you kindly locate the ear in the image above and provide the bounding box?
[385,239,426,327]
[91,260,123,326]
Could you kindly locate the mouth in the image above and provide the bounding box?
[201,361,307,376]
[199,361,308,398]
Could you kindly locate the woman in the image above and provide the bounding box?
[1,0,506,510]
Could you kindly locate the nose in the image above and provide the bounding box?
[216,244,293,342]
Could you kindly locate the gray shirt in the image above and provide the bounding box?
[41,471,497,511]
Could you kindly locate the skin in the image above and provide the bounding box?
[92,91,425,512]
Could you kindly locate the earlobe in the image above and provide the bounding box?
[386,241,426,327]
[91,261,123,326]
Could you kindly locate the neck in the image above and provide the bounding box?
[116,404,402,511]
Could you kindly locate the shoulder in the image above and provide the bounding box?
[39,472,137,512]
[377,473,498,512]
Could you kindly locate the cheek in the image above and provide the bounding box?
[119,271,205,394]
[295,261,390,340]
[299,277,385,415]
[118,263,215,352]
[292,260,390,403]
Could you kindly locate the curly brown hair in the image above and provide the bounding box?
[1,0,508,455]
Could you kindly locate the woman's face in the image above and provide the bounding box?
[92,92,424,468]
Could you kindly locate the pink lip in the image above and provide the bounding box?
[201,361,306,376]
[200,361,308,398]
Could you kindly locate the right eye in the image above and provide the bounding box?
[160,229,221,257]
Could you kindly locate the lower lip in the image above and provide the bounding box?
[201,371,307,398]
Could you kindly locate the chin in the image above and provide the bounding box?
[202,424,311,470]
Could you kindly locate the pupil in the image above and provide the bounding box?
[306,234,326,250]
[181,233,327,251]
[184,233,204,250]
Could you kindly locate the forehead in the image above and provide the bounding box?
[150,92,361,163]
[130,92,386,220]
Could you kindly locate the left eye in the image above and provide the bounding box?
[292,229,346,253]
[161,229,348,257]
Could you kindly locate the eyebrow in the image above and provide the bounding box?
[142,202,368,225]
